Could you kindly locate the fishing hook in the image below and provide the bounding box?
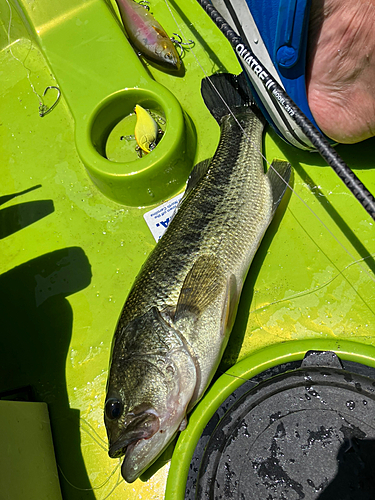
[170,33,195,58]
[39,86,61,117]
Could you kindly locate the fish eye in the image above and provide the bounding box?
[105,398,123,420]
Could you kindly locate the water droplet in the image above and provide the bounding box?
[346,400,355,410]
[363,400,368,406]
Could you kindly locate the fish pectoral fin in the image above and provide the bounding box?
[175,254,225,320]
[267,159,292,215]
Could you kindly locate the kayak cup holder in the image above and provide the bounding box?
[76,87,195,206]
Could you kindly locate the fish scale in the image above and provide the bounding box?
[105,72,291,483]
[123,111,268,321]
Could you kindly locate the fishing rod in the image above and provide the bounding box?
[196,0,375,222]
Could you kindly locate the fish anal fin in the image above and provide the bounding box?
[175,254,225,320]
[267,160,291,215]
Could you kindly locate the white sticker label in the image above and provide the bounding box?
[143,193,184,242]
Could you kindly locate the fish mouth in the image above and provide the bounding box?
[108,411,160,460]
[120,441,141,483]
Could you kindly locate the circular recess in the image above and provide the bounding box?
[76,86,196,206]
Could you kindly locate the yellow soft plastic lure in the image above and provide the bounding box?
[134,105,159,154]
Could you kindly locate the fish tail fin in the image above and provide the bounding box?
[201,72,256,124]
[267,160,292,215]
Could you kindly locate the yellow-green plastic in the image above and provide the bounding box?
[0,401,63,499]
[14,0,197,206]
[1,0,375,498]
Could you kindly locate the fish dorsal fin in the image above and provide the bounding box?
[175,254,225,320]
[266,159,291,215]
[184,158,211,199]
[168,159,212,225]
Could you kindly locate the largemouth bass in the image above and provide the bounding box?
[104,72,291,483]
[115,0,180,71]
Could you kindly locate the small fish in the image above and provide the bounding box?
[104,72,291,482]
[134,104,159,154]
[115,0,180,70]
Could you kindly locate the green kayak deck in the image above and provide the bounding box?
[1,0,375,498]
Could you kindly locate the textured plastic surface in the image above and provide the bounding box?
[2,0,375,498]
[166,341,375,500]
[0,401,63,500]
[186,351,375,499]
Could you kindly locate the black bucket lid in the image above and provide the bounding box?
[186,351,375,499]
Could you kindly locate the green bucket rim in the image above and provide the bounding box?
[165,338,375,500]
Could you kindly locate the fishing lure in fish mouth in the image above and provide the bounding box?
[114,0,181,71]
